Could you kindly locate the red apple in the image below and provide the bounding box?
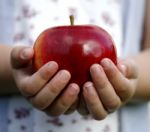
[33,16,117,87]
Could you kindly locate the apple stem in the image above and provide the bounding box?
[70,15,74,26]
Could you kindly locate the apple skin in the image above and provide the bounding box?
[33,25,117,87]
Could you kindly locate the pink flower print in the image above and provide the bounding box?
[7,119,12,124]
[101,12,115,26]
[22,5,29,16]
[29,24,35,30]
[71,118,77,124]
[20,125,27,131]
[81,115,93,120]
[16,16,21,21]
[22,4,38,18]
[13,32,25,42]
[46,117,63,127]
[103,124,111,132]
[28,38,34,45]
[14,107,31,119]
[15,5,38,21]
[85,127,92,132]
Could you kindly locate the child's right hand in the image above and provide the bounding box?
[10,46,80,116]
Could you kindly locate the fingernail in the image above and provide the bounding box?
[101,59,111,68]
[47,61,58,68]
[59,70,71,80]
[84,82,95,95]
[90,64,102,74]
[69,84,79,95]
[21,48,32,59]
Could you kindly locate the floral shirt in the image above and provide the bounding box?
[0,0,122,132]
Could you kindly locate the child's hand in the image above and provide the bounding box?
[10,46,80,116]
[78,58,138,120]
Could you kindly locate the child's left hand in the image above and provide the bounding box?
[77,58,138,120]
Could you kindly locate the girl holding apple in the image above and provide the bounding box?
[0,0,150,131]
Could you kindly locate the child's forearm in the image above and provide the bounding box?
[0,44,19,95]
[132,49,150,101]
[133,0,150,101]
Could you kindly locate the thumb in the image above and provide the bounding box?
[118,59,138,79]
[11,46,34,69]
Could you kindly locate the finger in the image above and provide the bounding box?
[101,58,135,102]
[18,61,58,97]
[117,59,127,76]
[77,94,89,115]
[90,64,121,112]
[121,59,138,79]
[117,58,138,79]
[11,46,34,69]
[64,99,79,115]
[83,82,108,120]
[45,83,80,116]
[29,70,71,110]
